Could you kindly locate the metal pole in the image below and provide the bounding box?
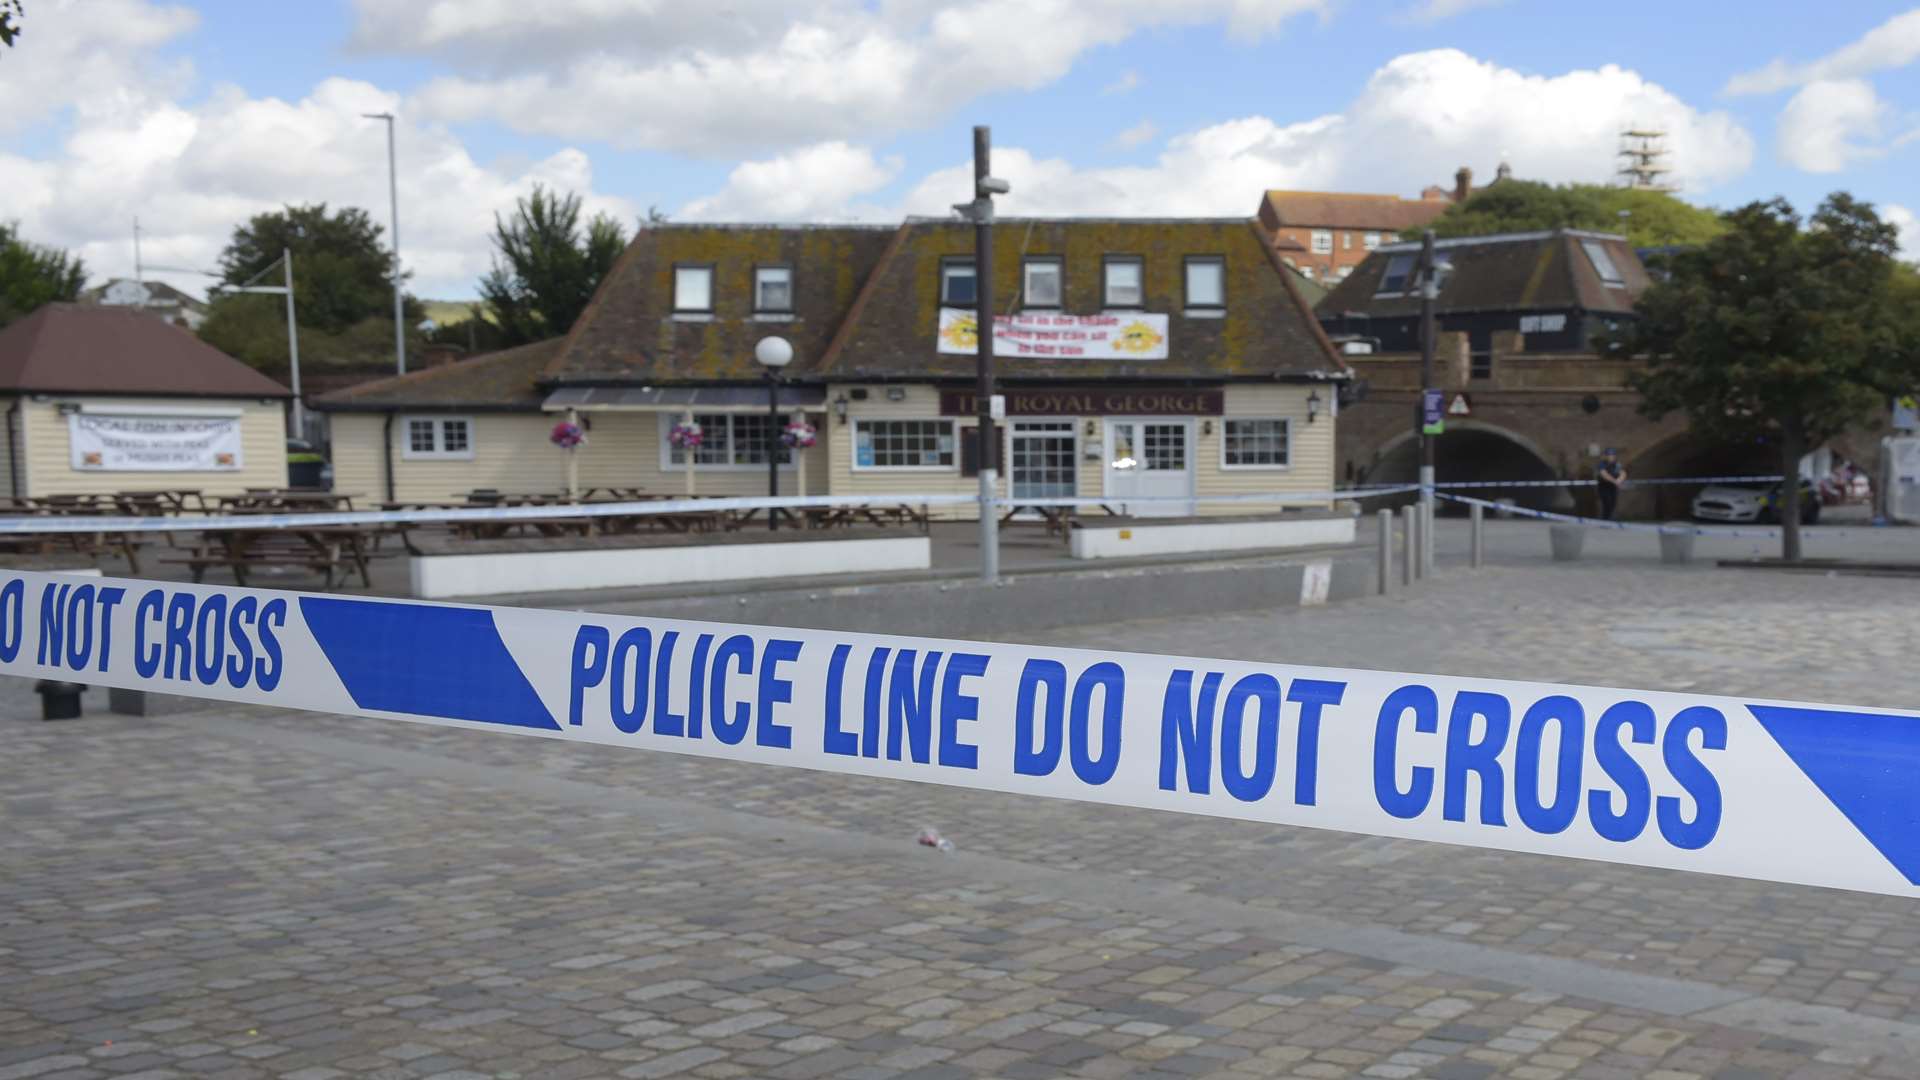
[974,125,1000,584]
[1418,229,1437,576]
[365,112,407,376]
[1424,499,1436,576]
[767,373,780,530]
[1470,501,1484,568]
[283,248,304,441]
[1377,508,1393,595]
[1401,505,1417,587]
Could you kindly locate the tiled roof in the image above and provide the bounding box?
[0,303,289,397]
[812,218,1340,381]
[544,225,896,384]
[312,337,562,410]
[1259,191,1451,234]
[1316,231,1649,317]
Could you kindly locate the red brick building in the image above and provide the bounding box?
[1256,165,1509,285]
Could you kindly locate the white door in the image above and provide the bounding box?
[1010,420,1078,501]
[1104,419,1194,516]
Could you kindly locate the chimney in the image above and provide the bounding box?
[1453,167,1474,203]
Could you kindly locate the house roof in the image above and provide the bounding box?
[1258,191,1451,234]
[812,218,1340,382]
[1316,230,1650,317]
[544,224,897,385]
[312,337,563,411]
[82,279,209,312]
[0,303,290,397]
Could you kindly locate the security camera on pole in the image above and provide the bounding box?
[953,126,1011,584]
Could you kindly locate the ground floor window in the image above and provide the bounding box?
[854,419,955,469]
[402,416,473,460]
[1222,418,1290,468]
[664,413,792,468]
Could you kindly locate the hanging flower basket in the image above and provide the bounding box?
[781,420,817,450]
[549,420,587,450]
[668,421,704,449]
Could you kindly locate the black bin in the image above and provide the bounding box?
[34,680,84,721]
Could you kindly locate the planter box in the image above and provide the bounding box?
[1069,512,1356,560]
[411,533,931,599]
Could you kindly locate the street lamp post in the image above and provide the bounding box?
[1416,229,1441,574]
[362,111,406,375]
[219,248,304,440]
[755,336,795,531]
[953,125,1011,583]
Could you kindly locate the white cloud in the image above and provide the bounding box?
[1103,69,1141,95]
[1776,79,1888,172]
[680,142,901,221]
[0,0,197,134]
[1,3,635,300]
[1110,120,1159,150]
[1400,0,1512,23]
[1725,8,1920,95]
[368,0,1329,155]
[689,49,1752,221]
[1887,204,1920,259]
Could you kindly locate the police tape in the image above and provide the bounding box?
[0,488,1415,536]
[3,567,1916,897]
[1343,476,1787,491]
[1433,493,1796,538]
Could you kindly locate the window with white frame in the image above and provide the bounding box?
[1222,418,1290,468]
[940,259,976,306]
[1023,258,1062,308]
[853,419,956,469]
[1342,231,1353,250]
[664,413,791,468]
[1103,257,1143,307]
[402,416,473,460]
[673,265,713,311]
[1311,230,1333,254]
[1363,232,1381,250]
[754,266,792,311]
[1184,256,1225,309]
[1581,240,1626,287]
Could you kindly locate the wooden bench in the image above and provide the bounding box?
[163,528,386,588]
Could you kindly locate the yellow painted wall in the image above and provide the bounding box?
[17,396,288,498]
[327,410,830,504]
[0,396,17,499]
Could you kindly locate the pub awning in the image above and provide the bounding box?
[542,385,827,413]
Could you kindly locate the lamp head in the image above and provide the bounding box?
[754,336,795,369]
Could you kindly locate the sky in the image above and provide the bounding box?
[3,0,1918,301]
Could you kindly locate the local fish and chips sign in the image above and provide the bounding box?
[69,413,244,472]
[938,309,1170,360]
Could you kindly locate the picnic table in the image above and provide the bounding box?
[218,490,360,513]
[1001,502,1118,542]
[166,524,385,588]
[787,504,931,532]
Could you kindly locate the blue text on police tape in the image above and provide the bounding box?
[0,578,286,691]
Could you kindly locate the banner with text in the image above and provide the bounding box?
[69,413,244,472]
[937,309,1170,360]
[4,569,1918,897]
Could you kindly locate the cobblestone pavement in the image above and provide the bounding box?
[4,559,1918,1079]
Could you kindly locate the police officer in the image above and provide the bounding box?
[1596,448,1626,520]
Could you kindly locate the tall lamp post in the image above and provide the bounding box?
[362,111,406,375]
[218,248,305,440]
[755,336,794,531]
[953,125,1011,583]
[1415,229,1444,575]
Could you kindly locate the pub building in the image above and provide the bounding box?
[315,218,1348,515]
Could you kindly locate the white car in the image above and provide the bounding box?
[1691,481,1819,524]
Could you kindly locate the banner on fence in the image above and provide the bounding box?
[69,413,244,472]
[3,568,1916,897]
[937,309,1170,360]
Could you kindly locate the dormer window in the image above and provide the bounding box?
[1582,240,1626,287]
[1377,253,1415,294]
[754,266,793,312]
[673,265,713,312]
[1023,257,1062,308]
[1103,257,1143,308]
[941,259,976,306]
[1183,256,1224,310]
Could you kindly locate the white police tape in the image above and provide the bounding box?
[1346,476,1786,491]
[1434,493,1796,539]
[1000,485,1420,509]
[0,488,1409,536]
[4,567,1917,897]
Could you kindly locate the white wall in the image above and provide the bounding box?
[411,534,931,598]
[1070,515,1355,559]
[17,396,287,498]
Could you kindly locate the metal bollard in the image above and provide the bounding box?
[1378,508,1396,594]
[1401,505,1417,586]
[1470,502,1484,569]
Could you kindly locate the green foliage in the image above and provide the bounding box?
[0,222,86,327]
[218,204,419,334]
[424,302,508,354]
[1419,181,1727,248]
[0,1,21,49]
[1606,193,1920,557]
[199,296,426,376]
[480,185,628,346]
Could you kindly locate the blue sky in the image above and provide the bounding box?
[4,0,1916,298]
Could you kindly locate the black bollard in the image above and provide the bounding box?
[34,680,85,721]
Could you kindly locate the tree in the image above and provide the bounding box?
[0,222,86,327]
[1606,194,1919,561]
[218,204,410,334]
[1,1,21,50]
[480,185,628,346]
[1420,181,1727,249]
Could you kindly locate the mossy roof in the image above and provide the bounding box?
[1317,230,1650,317]
[311,337,562,411]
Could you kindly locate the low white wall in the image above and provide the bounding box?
[411,536,932,599]
[1070,516,1355,560]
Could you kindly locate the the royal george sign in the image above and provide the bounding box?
[940,386,1224,417]
[937,309,1171,360]
[69,413,244,472]
[5,567,1920,897]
